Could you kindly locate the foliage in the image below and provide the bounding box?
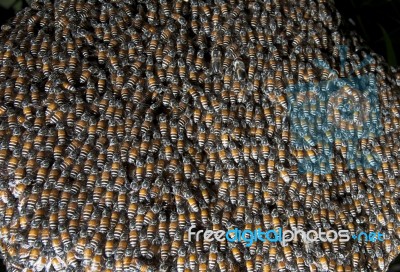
[0,0,24,12]
[336,0,400,66]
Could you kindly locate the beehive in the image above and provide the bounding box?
[0,0,399,271]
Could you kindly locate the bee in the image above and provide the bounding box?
[161,23,175,41]
[192,49,205,71]
[142,204,160,225]
[229,242,243,263]
[172,246,186,271]
[169,229,184,258]
[0,0,398,270]
[158,235,171,262]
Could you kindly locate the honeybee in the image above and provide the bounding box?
[0,0,397,270]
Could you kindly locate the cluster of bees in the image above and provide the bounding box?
[0,0,400,271]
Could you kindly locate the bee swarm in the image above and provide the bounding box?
[0,0,399,271]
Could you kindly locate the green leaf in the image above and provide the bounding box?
[379,24,397,66]
[13,0,22,12]
[0,0,17,9]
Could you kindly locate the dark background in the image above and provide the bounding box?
[335,0,400,67]
[0,0,399,271]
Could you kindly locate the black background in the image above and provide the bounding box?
[335,0,400,67]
